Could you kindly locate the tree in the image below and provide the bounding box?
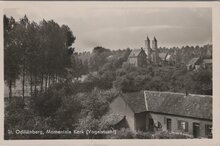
[31,87,62,117]
[4,15,21,98]
[19,15,30,99]
[89,46,111,71]
[53,95,81,129]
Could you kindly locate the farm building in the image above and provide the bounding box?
[109,90,212,138]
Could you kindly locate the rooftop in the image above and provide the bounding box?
[187,57,200,66]
[120,91,212,120]
[144,91,212,120]
[128,49,146,58]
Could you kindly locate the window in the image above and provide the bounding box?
[178,120,188,132]
[167,118,172,131]
[205,124,212,137]
[193,122,200,138]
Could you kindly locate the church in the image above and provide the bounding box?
[127,36,160,67]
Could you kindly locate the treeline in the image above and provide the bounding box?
[158,44,212,64]
[74,47,131,73]
[4,15,75,99]
[77,46,212,95]
[75,44,212,74]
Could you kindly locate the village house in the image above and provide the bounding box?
[186,57,212,71]
[186,57,201,71]
[109,90,212,138]
[202,58,212,70]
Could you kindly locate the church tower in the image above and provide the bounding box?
[152,37,159,64]
[145,36,151,62]
[152,37,157,50]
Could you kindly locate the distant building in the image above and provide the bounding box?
[145,36,159,64]
[127,36,162,66]
[186,57,212,71]
[202,59,212,70]
[186,57,201,71]
[109,91,212,138]
[127,48,147,67]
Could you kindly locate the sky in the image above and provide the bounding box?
[4,4,212,52]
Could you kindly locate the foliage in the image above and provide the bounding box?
[75,88,119,138]
[4,97,47,139]
[31,86,63,117]
[89,46,111,71]
[4,15,22,98]
[107,128,136,139]
[4,15,76,98]
[152,131,193,139]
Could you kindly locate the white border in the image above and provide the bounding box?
[0,1,220,146]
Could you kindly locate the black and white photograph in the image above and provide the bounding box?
[3,3,213,140]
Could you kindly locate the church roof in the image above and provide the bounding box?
[128,49,146,58]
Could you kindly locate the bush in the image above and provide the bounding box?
[32,85,63,117]
[136,131,152,139]
[107,128,136,139]
[152,131,193,139]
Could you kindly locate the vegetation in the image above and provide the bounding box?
[4,15,75,99]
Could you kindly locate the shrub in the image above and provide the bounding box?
[152,131,193,139]
[31,85,63,117]
[136,131,152,139]
[107,128,136,139]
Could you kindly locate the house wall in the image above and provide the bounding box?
[109,97,135,131]
[146,112,212,138]
[203,63,212,70]
[137,51,147,67]
[128,57,138,67]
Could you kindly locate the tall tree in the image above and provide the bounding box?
[4,15,21,99]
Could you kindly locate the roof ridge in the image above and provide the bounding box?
[144,90,185,95]
[144,90,212,97]
[189,94,212,98]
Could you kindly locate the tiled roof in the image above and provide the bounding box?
[121,92,146,113]
[144,91,212,120]
[187,57,200,66]
[120,91,212,120]
[128,49,145,58]
[101,112,125,126]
